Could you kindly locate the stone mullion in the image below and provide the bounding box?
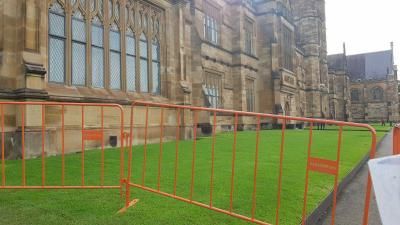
[120,0,127,92]
[85,1,91,87]
[148,16,153,94]
[135,7,140,92]
[104,0,110,89]
[65,3,72,86]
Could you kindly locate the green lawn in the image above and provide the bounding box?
[0,125,388,225]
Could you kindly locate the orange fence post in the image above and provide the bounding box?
[251,115,261,220]
[275,119,286,225]
[21,105,25,186]
[1,105,4,187]
[41,105,46,187]
[209,111,217,207]
[362,128,378,225]
[174,108,181,196]
[61,105,65,186]
[393,125,400,155]
[157,108,164,191]
[190,111,198,201]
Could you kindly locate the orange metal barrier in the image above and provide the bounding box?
[392,124,400,155]
[0,102,125,190]
[123,101,377,225]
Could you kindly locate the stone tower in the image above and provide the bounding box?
[291,0,329,118]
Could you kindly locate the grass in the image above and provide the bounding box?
[0,124,389,225]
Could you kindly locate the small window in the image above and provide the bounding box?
[351,89,360,101]
[371,87,383,101]
[203,1,221,45]
[203,72,222,109]
[246,79,255,112]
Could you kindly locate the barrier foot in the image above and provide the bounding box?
[117,199,139,214]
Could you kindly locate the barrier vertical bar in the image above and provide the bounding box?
[142,105,149,186]
[362,128,377,225]
[1,105,5,186]
[126,105,135,208]
[61,105,65,186]
[21,105,25,186]
[331,126,343,225]
[251,115,261,220]
[190,110,198,201]
[41,105,45,186]
[229,113,239,213]
[301,122,314,225]
[81,106,85,187]
[275,119,286,225]
[174,108,181,196]
[209,111,217,207]
[120,106,125,187]
[101,107,104,187]
[157,108,164,191]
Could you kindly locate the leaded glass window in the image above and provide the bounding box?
[48,3,66,84]
[203,72,222,108]
[71,11,86,86]
[126,30,136,92]
[282,25,293,71]
[140,33,148,92]
[203,1,220,45]
[92,19,104,88]
[46,0,163,94]
[109,26,121,90]
[244,18,254,55]
[152,39,160,94]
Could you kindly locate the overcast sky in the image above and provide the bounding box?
[326,0,399,67]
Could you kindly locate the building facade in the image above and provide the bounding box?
[0,0,397,158]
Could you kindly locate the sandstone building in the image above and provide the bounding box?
[328,43,399,123]
[0,0,397,157]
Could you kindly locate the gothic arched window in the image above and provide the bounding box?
[48,2,66,84]
[126,29,136,92]
[152,38,160,94]
[109,23,121,90]
[71,9,86,86]
[91,16,104,88]
[371,87,384,101]
[139,33,148,92]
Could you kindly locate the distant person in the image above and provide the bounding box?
[381,119,386,126]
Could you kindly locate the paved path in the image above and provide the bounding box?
[316,130,393,225]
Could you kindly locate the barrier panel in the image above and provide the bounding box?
[124,101,377,225]
[0,102,125,190]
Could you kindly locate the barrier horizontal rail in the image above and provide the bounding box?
[123,101,377,225]
[0,101,125,190]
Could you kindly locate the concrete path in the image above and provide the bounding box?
[316,130,393,225]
